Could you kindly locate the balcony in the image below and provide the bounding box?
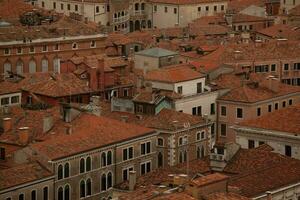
[132,10,146,16]
[210,153,225,161]
[113,15,130,24]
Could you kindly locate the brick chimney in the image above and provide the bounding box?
[129,170,137,191]
[18,127,30,145]
[2,118,12,132]
[266,191,272,200]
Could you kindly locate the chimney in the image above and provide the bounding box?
[2,118,12,132]
[98,58,105,91]
[89,67,99,91]
[18,127,30,145]
[266,191,272,200]
[129,170,137,191]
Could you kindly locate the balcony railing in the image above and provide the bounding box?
[113,15,129,24]
[210,153,225,161]
[131,10,146,16]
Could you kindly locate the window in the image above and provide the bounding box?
[268,104,272,112]
[1,97,9,106]
[86,156,91,172]
[178,137,183,146]
[282,101,286,108]
[177,86,182,94]
[31,190,37,200]
[107,151,112,165]
[43,186,49,200]
[58,164,63,180]
[154,5,157,12]
[259,141,265,146]
[42,1,45,7]
[197,106,202,116]
[90,40,96,48]
[123,88,129,97]
[80,180,86,198]
[236,108,243,118]
[214,5,217,11]
[197,82,202,93]
[123,167,133,181]
[0,147,5,160]
[64,163,70,178]
[141,161,151,175]
[198,7,201,12]
[107,172,112,189]
[19,194,24,200]
[221,5,224,10]
[64,185,70,200]
[16,60,23,74]
[285,145,292,157]
[54,44,59,51]
[96,6,100,13]
[275,103,279,110]
[210,103,215,115]
[271,64,276,71]
[221,106,226,116]
[211,123,215,136]
[206,6,209,11]
[61,3,64,10]
[123,147,134,161]
[141,141,151,155]
[248,140,255,149]
[29,46,35,53]
[86,179,91,196]
[220,124,227,136]
[58,187,63,200]
[179,151,187,163]
[197,146,205,158]
[17,47,23,54]
[4,48,10,55]
[42,58,48,72]
[165,6,168,13]
[80,158,85,173]
[107,5,110,12]
[284,63,289,71]
[192,107,197,115]
[42,45,48,52]
[75,4,78,11]
[289,99,293,105]
[174,8,177,14]
[257,107,261,116]
[67,4,70,10]
[72,42,78,49]
[196,131,205,141]
[157,138,164,146]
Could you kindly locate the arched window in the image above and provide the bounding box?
[135,3,139,10]
[101,174,107,191]
[41,58,48,72]
[64,185,70,200]
[107,172,112,189]
[86,156,91,171]
[107,151,112,165]
[64,163,70,178]
[58,164,63,180]
[16,60,23,75]
[178,137,183,146]
[101,152,106,167]
[58,187,63,200]
[3,62,11,77]
[86,178,92,196]
[29,60,37,73]
[80,180,86,198]
[196,132,201,141]
[31,190,37,200]
[43,186,48,200]
[157,138,164,146]
[80,158,85,173]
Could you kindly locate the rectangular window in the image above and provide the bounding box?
[11,96,19,104]
[197,82,202,93]
[271,64,276,71]
[214,5,217,11]
[53,2,56,9]
[289,99,293,105]
[61,3,64,10]
[42,1,45,7]
[164,6,168,13]
[4,48,10,55]
[257,107,261,116]
[174,8,177,14]
[141,141,151,155]
[123,148,128,161]
[210,103,215,115]
[177,86,182,94]
[236,108,243,118]
[154,5,157,12]
[268,104,272,112]
[282,101,286,108]
[54,44,59,51]
[42,45,48,52]
[284,63,289,71]
[285,145,292,157]
[275,103,279,110]
[141,161,151,175]
[122,167,133,181]
[221,5,224,10]
[211,123,215,136]
[248,140,255,149]
[17,47,22,54]
[67,4,70,10]
[29,46,35,53]
[96,6,100,13]
[221,106,226,116]
[75,4,78,11]
[192,107,197,115]
[198,7,201,12]
[197,106,202,116]
[1,97,9,105]
[206,6,209,11]
[0,147,5,160]
[220,124,227,136]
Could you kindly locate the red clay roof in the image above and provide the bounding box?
[144,64,204,83]
[238,104,300,134]
[257,24,300,40]
[148,0,226,4]
[31,114,155,160]
[191,173,229,187]
[206,192,250,200]
[0,161,52,190]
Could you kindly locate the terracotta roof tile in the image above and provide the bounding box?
[257,24,300,40]
[148,0,227,5]
[205,192,250,200]
[191,173,229,187]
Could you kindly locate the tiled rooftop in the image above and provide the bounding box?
[257,24,300,40]
[191,173,228,187]
[148,0,227,5]
[135,47,178,58]
[238,104,300,134]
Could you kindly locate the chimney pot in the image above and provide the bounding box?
[3,117,12,132]
[129,170,137,191]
